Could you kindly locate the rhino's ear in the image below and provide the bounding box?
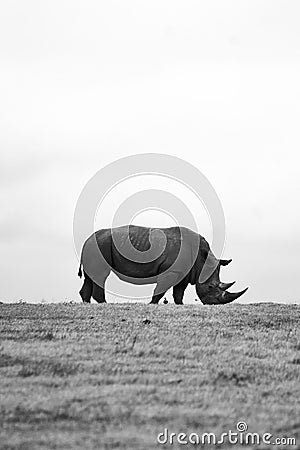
[219,258,232,266]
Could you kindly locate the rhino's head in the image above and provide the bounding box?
[196,257,248,305]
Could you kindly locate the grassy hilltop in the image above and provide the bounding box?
[0,303,299,449]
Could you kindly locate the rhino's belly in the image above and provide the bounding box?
[113,269,158,285]
[111,258,162,282]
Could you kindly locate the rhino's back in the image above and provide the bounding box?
[110,225,195,253]
[111,226,199,278]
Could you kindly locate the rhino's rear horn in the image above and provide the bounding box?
[220,287,248,304]
[219,281,236,290]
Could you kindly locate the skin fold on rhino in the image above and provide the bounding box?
[78,225,248,305]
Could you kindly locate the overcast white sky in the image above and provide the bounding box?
[0,1,299,303]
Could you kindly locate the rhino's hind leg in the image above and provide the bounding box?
[79,275,93,303]
[92,283,107,303]
[90,270,110,304]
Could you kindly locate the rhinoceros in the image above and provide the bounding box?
[78,225,248,305]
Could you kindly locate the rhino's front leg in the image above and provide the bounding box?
[149,272,180,305]
[149,291,166,304]
[173,282,187,305]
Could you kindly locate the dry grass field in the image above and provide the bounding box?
[0,303,299,449]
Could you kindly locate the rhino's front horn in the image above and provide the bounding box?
[219,281,236,290]
[220,287,248,304]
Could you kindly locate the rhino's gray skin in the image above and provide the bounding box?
[78,225,248,305]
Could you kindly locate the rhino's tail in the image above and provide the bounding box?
[78,263,82,278]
